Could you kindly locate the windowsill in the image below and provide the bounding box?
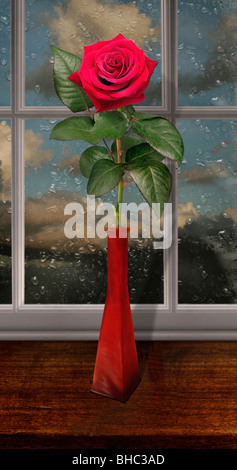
[1,340,237,449]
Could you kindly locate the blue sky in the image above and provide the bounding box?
[0,0,11,106]
[178,0,237,106]
[178,119,237,215]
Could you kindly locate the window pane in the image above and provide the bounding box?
[24,120,163,304]
[178,119,237,304]
[178,1,237,106]
[25,0,161,106]
[0,120,11,303]
[0,0,10,106]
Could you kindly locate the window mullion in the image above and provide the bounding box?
[171,0,179,314]
[163,0,178,313]
[16,0,25,113]
[161,0,172,113]
[12,0,25,312]
[12,119,25,312]
[11,0,17,312]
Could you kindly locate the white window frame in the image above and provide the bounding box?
[0,0,237,340]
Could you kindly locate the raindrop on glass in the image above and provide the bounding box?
[31,276,39,286]
[0,16,9,26]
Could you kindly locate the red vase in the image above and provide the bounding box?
[91,227,141,402]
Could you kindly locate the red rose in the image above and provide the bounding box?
[68,34,158,112]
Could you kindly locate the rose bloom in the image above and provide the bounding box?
[68,34,158,112]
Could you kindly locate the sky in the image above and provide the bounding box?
[178,0,237,105]
[0,0,236,254]
[0,0,11,105]
[25,0,162,106]
[178,119,237,216]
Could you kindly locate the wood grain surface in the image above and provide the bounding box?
[0,341,237,449]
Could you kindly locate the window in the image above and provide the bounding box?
[0,0,236,339]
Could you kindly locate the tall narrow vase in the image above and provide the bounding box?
[91,227,141,402]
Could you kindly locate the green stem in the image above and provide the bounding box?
[103,138,115,162]
[116,179,123,228]
[116,137,123,228]
[87,106,115,162]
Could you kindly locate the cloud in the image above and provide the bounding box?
[47,0,160,56]
[208,206,237,224]
[0,123,54,202]
[222,207,237,222]
[178,162,230,185]
[210,13,237,47]
[178,202,237,229]
[57,154,81,177]
[178,201,201,228]
[25,191,103,254]
[24,190,159,253]
[211,141,230,154]
[25,129,54,168]
[25,62,55,99]
[25,191,77,229]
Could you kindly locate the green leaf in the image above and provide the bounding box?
[80,146,114,178]
[87,160,125,197]
[128,159,172,217]
[132,113,184,166]
[132,112,157,120]
[51,46,94,112]
[126,142,164,164]
[111,136,144,162]
[50,117,100,145]
[93,111,130,139]
[119,105,135,119]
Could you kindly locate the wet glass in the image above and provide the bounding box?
[178,0,237,106]
[178,119,237,304]
[0,0,11,106]
[0,120,11,303]
[24,120,163,304]
[25,0,161,106]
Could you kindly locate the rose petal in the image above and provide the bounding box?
[68,71,83,87]
[93,93,145,112]
[83,33,127,57]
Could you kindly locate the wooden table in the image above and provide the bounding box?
[0,341,237,449]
